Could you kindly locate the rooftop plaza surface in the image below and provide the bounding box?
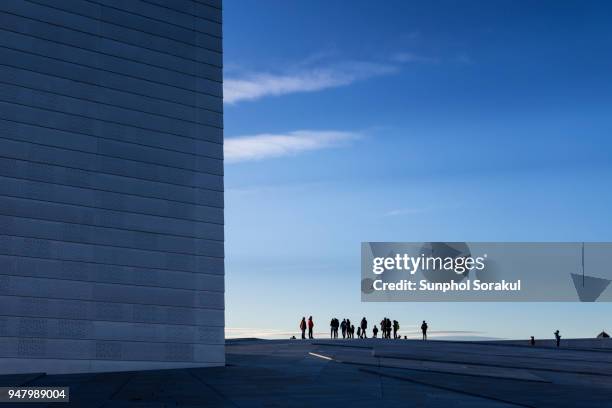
[2,338,612,407]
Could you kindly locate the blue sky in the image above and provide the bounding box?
[222,0,612,339]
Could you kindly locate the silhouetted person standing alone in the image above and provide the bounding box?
[373,325,379,338]
[421,320,428,340]
[554,330,561,347]
[393,320,399,339]
[530,336,535,346]
[300,317,306,339]
[308,316,314,339]
[360,317,368,338]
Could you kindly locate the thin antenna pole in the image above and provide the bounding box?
[582,242,585,287]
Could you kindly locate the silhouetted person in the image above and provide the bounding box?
[554,330,561,347]
[330,318,339,339]
[341,319,347,339]
[308,316,314,339]
[530,336,535,346]
[373,325,379,338]
[393,320,399,339]
[357,327,362,339]
[386,318,392,339]
[350,325,355,339]
[421,320,428,340]
[300,317,306,339]
[360,317,368,338]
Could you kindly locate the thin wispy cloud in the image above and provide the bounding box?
[384,201,465,217]
[384,207,431,217]
[224,61,397,104]
[224,130,360,163]
[224,48,459,104]
[391,52,439,63]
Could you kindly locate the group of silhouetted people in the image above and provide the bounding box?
[529,330,562,347]
[329,318,340,338]
[299,316,314,339]
[343,319,354,338]
[378,318,413,339]
[336,317,369,339]
[377,318,395,339]
[299,316,430,340]
[302,317,565,348]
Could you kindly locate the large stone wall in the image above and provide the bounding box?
[0,0,224,373]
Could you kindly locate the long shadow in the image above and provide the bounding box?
[373,352,612,377]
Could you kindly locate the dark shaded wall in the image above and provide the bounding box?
[0,0,224,373]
